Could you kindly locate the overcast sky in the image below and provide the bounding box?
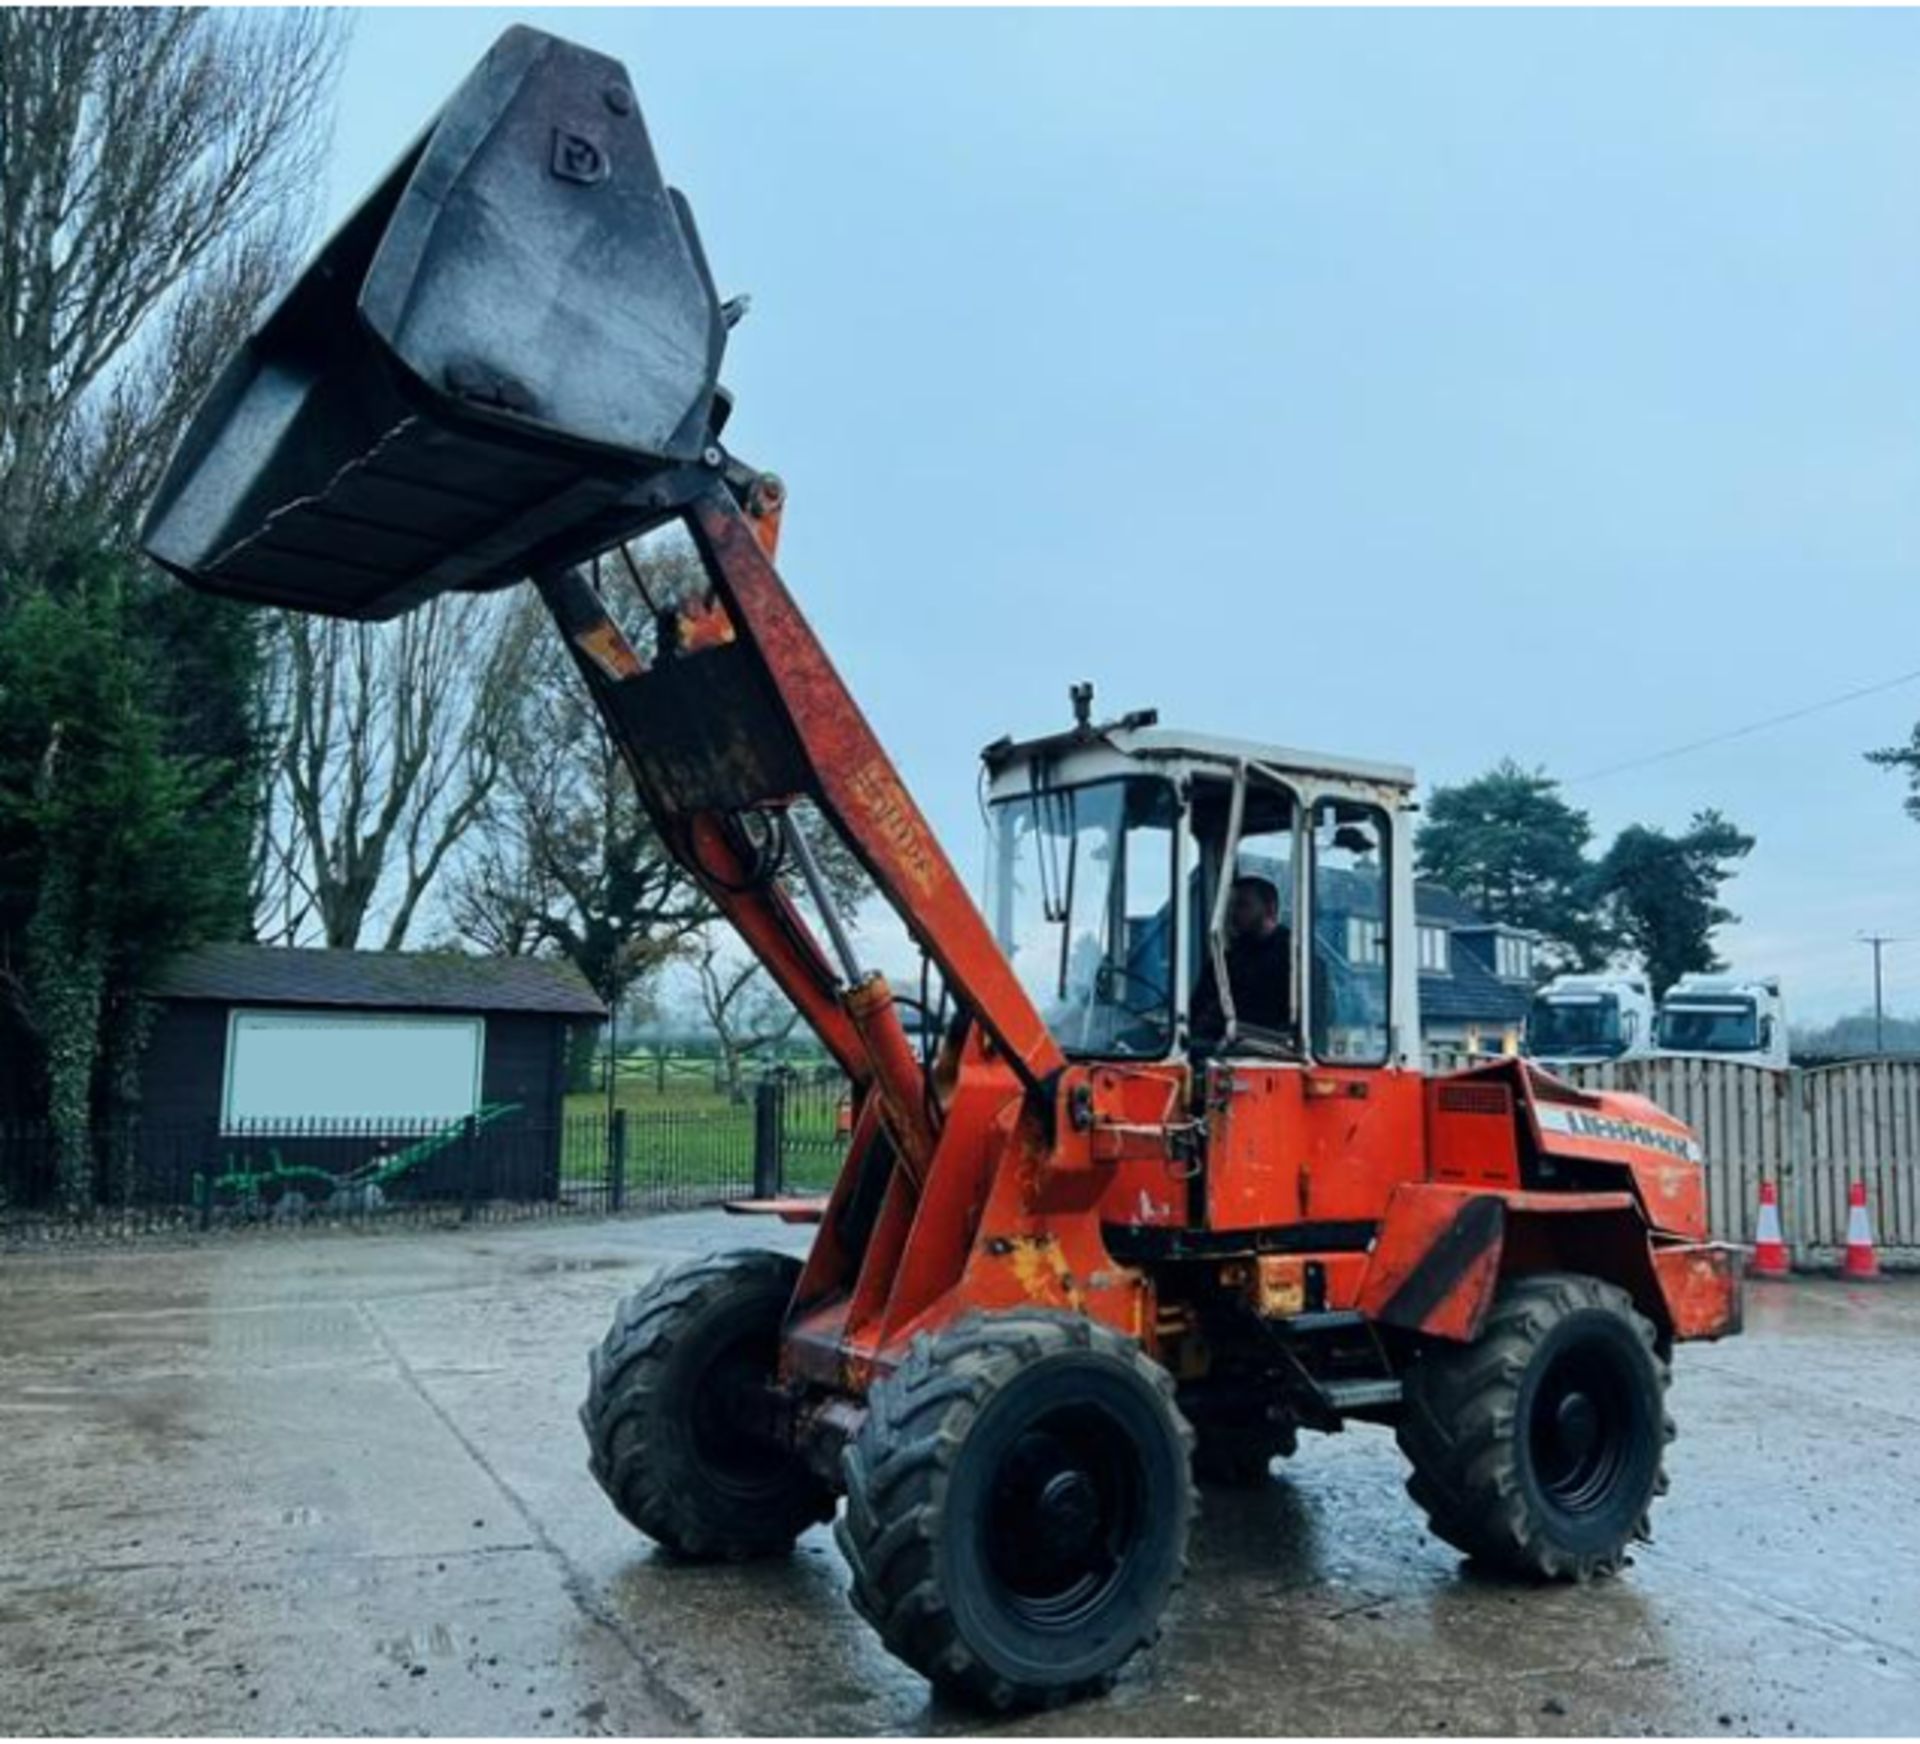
[328,8,1920,1025]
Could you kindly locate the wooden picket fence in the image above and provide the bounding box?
[1426,1051,1919,1269]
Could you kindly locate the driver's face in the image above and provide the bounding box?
[1227,885,1274,940]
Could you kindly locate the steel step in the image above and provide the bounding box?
[1282,1310,1370,1335]
[1318,1377,1403,1411]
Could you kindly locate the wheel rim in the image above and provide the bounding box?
[979,1406,1143,1630]
[1528,1339,1640,1516]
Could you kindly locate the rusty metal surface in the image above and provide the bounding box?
[1652,1241,1745,1341]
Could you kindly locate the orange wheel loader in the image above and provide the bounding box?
[142,27,1742,1712]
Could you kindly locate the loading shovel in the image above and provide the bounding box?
[142,25,731,620]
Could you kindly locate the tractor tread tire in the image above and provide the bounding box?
[1396,1272,1673,1581]
[836,1311,1195,1712]
[581,1248,833,1561]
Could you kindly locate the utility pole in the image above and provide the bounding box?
[1858,934,1907,1053]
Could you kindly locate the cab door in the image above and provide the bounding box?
[1296,796,1425,1222]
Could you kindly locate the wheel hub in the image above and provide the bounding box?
[1552,1390,1600,1463]
[1529,1338,1645,1517]
[983,1415,1143,1625]
[689,1335,788,1490]
[1034,1469,1100,1561]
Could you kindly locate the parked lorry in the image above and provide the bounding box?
[139,26,1742,1711]
[1655,974,1788,1070]
[1526,974,1657,1070]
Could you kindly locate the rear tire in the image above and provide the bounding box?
[1397,1272,1671,1580]
[581,1249,833,1560]
[838,1311,1195,1711]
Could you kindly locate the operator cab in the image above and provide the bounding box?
[980,691,1420,1071]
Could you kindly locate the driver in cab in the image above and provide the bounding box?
[1191,874,1292,1040]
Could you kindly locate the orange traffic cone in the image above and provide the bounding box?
[1842,1180,1881,1280]
[1751,1180,1790,1278]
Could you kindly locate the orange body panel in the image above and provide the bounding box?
[1191,1063,1426,1233]
[1260,1250,1372,1311]
[1085,1063,1194,1231]
[1353,1178,1742,1346]
[785,1042,1151,1389]
[724,1197,827,1224]
[1426,1076,1523,1187]
[1359,1184,1635,1341]
[1519,1068,1709,1238]
[1651,1241,1744,1341]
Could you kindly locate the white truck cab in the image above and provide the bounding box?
[1525,973,1656,1070]
[1654,974,1788,1070]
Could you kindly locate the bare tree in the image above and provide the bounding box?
[694,939,799,1102]
[0,9,346,567]
[0,10,343,1186]
[255,591,542,950]
[447,593,713,1002]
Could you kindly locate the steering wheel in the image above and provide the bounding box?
[1093,960,1171,1018]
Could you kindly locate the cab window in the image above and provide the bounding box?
[1187,776,1299,1052]
[1311,801,1389,1063]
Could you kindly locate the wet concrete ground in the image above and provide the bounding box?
[3,1215,1917,1738]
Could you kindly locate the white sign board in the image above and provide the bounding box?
[223,1010,485,1128]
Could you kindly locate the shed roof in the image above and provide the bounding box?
[148,943,607,1018]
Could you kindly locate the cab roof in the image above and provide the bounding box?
[982,718,1417,795]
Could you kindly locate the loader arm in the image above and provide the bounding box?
[533,478,1066,1150]
[135,21,1062,1182]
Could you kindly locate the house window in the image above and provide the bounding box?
[1417,924,1450,974]
[1347,916,1385,967]
[1496,934,1532,981]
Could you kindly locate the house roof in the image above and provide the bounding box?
[148,943,607,1018]
[1411,880,1537,1027]
[1419,947,1533,1025]
[1413,881,1486,927]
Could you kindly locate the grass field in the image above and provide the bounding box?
[557,1055,846,1192]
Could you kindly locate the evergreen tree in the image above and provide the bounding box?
[0,564,251,1203]
[1414,759,1605,970]
[1590,811,1755,999]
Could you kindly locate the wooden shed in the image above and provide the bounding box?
[136,944,605,1206]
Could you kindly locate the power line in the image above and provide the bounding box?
[1565,664,1920,787]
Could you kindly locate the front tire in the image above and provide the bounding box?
[581,1248,833,1560]
[838,1312,1195,1711]
[1397,1272,1671,1580]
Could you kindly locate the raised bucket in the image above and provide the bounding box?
[141,26,726,620]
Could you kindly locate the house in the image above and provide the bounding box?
[1412,883,1538,1054]
[134,944,605,1207]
